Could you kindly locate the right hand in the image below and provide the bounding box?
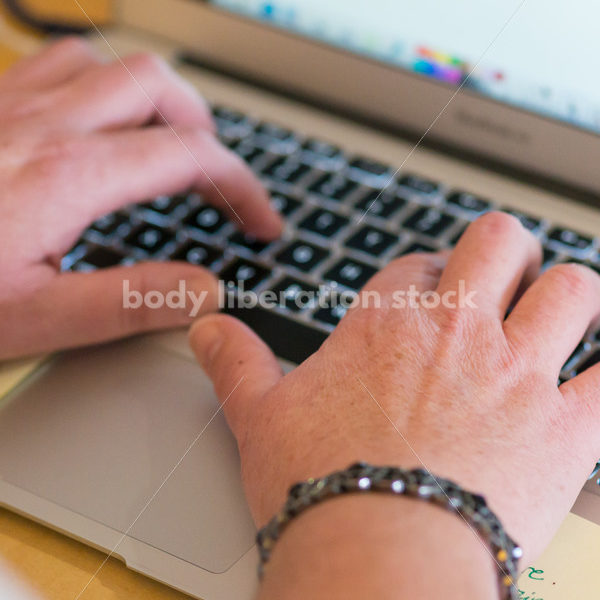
[0,37,282,360]
[191,212,600,569]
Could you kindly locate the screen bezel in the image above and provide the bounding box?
[118,0,600,196]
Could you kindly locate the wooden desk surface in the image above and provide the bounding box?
[0,3,192,598]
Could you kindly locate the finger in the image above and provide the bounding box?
[560,362,600,457]
[189,313,284,437]
[437,212,542,318]
[0,37,102,91]
[0,262,218,361]
[504,263,600,373]
[45,52,215,133]
[19,127,283,248]
[371,250,450,293]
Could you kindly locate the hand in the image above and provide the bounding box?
[191,212,600,573]
[0,37,282,360]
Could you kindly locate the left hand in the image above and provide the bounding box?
[0,37,283,360]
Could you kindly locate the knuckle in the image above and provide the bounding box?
[546,262,598,297]
[24,137,85,183]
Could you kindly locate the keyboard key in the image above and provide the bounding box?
[403,207,456,238]
[345,226,397,257]
[170,240,222,266]
[547,227,594,252]
[255,122,294,141]
[220,258,271,290]
[309,172,358,202]
[262,156,310,184]
[314,303,348,327]
[233,142,265,164]
[185,206,227,234]
[212,106,245,124]
[276,241,329,272]
[80,245,125,268]
[270,191,301,216]
[563,340,589,371]
[124,224,173,253]
[446,191,491,214]
[398,174,439,194]
[89,212,130,236]
[398,241,439,256]
[224,305,327,363]
[507,210,542,232]
[270,277,319,312]
[298,208,349,238]
[323,258,377,290]
[349,157,390,177]
[142,195,188,217]
[302,138,341,160]
[354,189,406,218]
[542,246,558,265]
[229,232,270,254]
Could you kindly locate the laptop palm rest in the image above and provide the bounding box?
[0,336,256,575]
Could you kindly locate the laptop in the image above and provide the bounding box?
[2,1,600,598]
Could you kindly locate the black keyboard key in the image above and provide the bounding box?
[255,122,293,141]
[563,340,589,371]
[575,349,600,375]
[507,210,542,232]
[125,224,173,253]
[229,232,270,254]
[275,241,329,272]
[270,192,301,216]
[403,208,455,238]
[80,245,125,268]
[354,189,407,218]
[262,157,310,184]
[324,258,377,290]
[314,304,348,327]
[220,258,270,290]
[224,305,327,363]
[398,241,438,256]
[233,142,264,164]
[398,174,439,194]
[212,106,245,124]
[142,195,188,217]
[170,240,222,267]
[302,138,341,160]
[547,227,594,252]
[270,277,319,312]
[185,206,227,234]
[349,157,389,177]
[309,172,358,202]
[446,191,491,214]
[346,226,397,257]
[89,212,130,236]
[542,247,558,265]
[298,208,349,238]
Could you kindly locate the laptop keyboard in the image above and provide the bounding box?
[63,104,600,376]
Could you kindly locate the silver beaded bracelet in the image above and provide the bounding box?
[256,462,522,600]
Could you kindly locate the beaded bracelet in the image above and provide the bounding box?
[256,462,522,600]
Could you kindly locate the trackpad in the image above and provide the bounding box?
[0,337,255,574]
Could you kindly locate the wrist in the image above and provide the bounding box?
[258,493,498,600]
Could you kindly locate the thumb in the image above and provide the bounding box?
[189,313,283,436]
[0,261,217,360]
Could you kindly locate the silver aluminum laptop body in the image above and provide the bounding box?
[2,2,600,598]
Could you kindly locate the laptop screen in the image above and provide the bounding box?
[209,0,600,134]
